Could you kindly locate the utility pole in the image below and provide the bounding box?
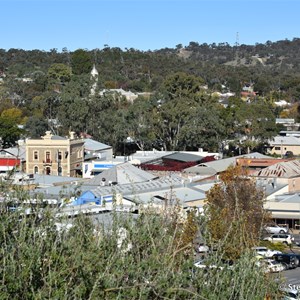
[235,32,240,62]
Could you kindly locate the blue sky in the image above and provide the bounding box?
[1,0,299,52]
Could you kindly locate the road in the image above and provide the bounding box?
[282,267,300,289]
[280,235,300,289]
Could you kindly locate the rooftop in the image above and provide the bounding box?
[255,160,300,178]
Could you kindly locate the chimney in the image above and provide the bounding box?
[69,131,75,140]
[43,131,53,140]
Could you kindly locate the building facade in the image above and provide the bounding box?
[25,131,84,177]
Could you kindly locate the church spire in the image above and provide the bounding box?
[90,64,98,96]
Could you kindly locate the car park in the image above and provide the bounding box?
[263,234,294,245]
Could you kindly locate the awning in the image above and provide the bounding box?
[270,211,300,219]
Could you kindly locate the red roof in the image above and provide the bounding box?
[0,157,20,167]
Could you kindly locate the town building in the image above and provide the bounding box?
[25,131,84,177]
[268,136,300,156]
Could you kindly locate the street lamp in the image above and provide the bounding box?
[123,137,133,162]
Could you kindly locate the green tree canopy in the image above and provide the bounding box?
[47,63,72,83]
[0,116,23,148]
[163,72,205,100]
[71,49,92,75]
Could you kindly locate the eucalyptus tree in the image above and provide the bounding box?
[124,96,156,151]
[179,101,226,151]
[47,63,72,87]
[87,92,129,153]
[71,49,93,75]
[221,97,277,153]
[163,72,205,100]
[57,75,91,134]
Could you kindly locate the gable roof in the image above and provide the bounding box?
[255,159,300,178]
[84,138,111,151]
[83,162,157,186]
[163,152,204,163]
[269,136,300,146]
[86,174,184,201]
[184,152,271,175]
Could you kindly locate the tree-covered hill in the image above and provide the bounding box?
[1,38,300,154]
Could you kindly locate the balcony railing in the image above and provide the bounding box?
[43,159,52,165]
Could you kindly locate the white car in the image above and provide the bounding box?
[256,259,285,273]
[252,246,282,258]
[263,234,294,245]
[264,224,288,234]
[198,243,209,253]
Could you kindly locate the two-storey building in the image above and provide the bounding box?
[25,131,84,177]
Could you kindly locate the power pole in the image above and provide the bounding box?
[235,32,240,62]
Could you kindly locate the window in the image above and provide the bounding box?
[274,147,281,150]
[58,151,62,161]
[34,166,38,174]
[45,151,51,163]
[34,151,38,160]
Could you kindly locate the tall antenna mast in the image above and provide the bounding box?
[235,32,240,47]
[235,32,240,62]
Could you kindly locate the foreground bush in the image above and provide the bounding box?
[0,206,280,299]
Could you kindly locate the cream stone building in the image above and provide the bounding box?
[25,131,84,177]
[268,136,300,156]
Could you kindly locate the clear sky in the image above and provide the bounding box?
[1,0,299,52]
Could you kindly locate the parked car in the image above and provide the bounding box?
[264,224,288,234]
[252,246,282,258]
[280,287,300,299]
[273,253,299,269]
[263,234,294,245]
[255,258,285,273]
[197,243,209,253]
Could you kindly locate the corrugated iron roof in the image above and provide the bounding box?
[184,152,272,175]
[83,162,157,186]
[84,138,111,151]
[269,136,300,146]
[163,152,204,162]
[255,159,300,178]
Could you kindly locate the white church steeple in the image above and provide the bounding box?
[90,64,98,96]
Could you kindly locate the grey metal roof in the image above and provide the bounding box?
[83,162,157,186]
[125,186,206,206]
[84,138,111,151]
[269,136,300,146]
[32,174,84,186]
[2,145,26,160]
[163,152,204,163]
[89,174,184,199]
[274,193,300,203]
[29,184,81,200]
[255,160,300,178]
[129,151,176,164]
[255,178,288,197]
[184,152,272,175]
